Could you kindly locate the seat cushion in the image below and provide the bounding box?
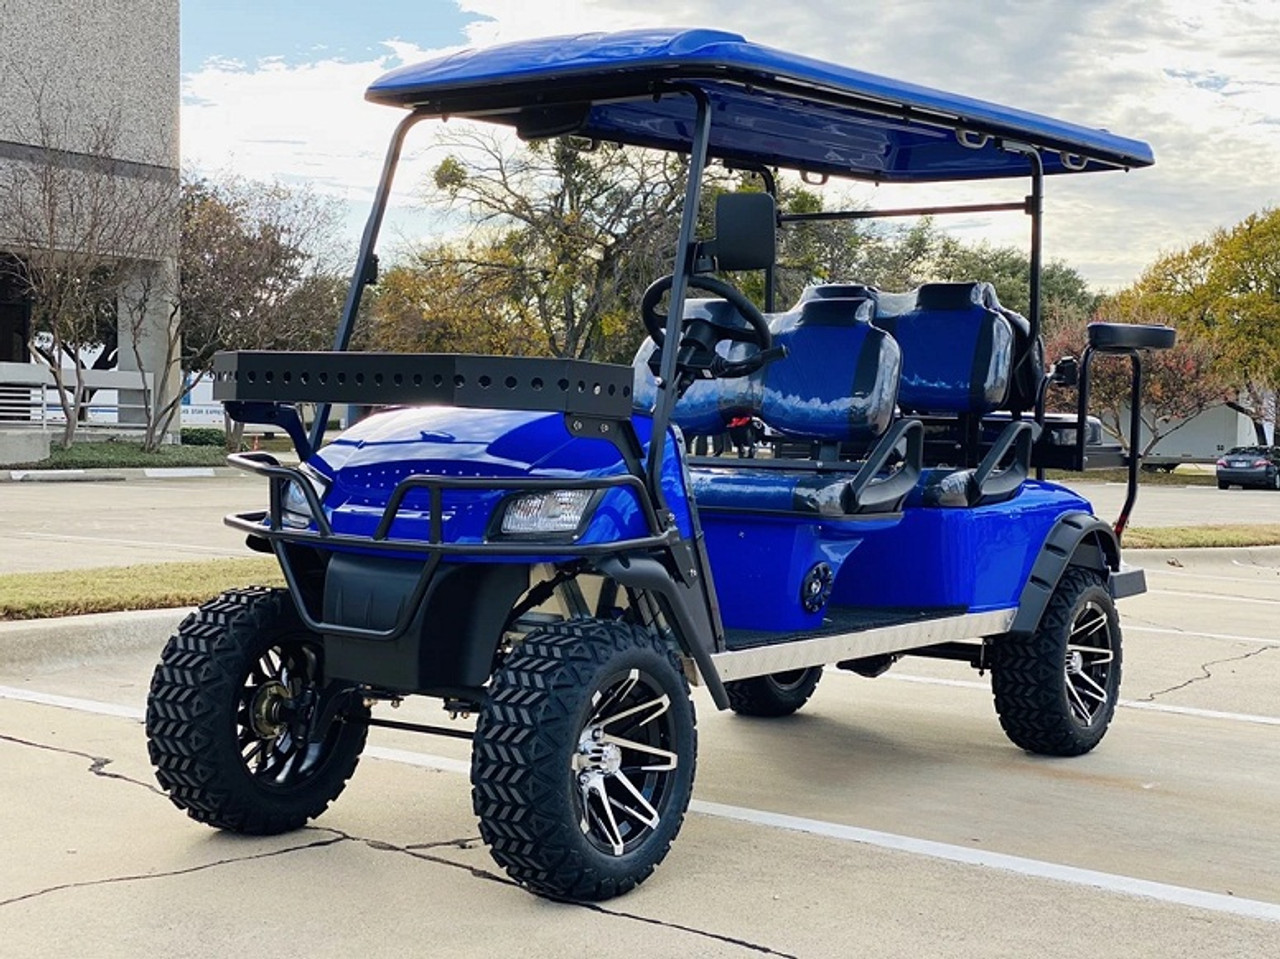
[633,294,899,446]
[690,467,857,516]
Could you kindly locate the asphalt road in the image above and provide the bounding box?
[0,476,1278,957]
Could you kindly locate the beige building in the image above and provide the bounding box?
[0,0,180,453]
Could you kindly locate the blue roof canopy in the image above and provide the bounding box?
[367,28,1153,183]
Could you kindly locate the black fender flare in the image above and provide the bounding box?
[595,554,730,710]
[1011,512,1126,635]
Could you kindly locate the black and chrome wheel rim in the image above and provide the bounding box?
[238,641,328,788]
[572,668,679,857]
[1064,601,1115,726]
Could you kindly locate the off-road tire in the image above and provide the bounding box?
[146,586,368,834]
[991,568,1121,756]
[471,619,696,901]
[726,667,823,717]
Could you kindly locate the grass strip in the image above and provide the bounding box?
[0,557,284,621]
[1123,524,1280,549]
[1044,468,1217,487]
[3,525,1278,621]
[10,441,231,470]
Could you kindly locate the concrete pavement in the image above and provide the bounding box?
[1,474,1278,956]
[2,543,1278,957]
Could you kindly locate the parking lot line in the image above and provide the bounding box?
[691,800,1280,924]
[875,673,1280,726]
[12,532,242,555]
[1147,587,1280,606]
[1126,624,1280,647]
[3,683,1278,924]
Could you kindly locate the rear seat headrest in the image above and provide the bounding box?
[793,296,874,326]
[914,281,996,311]
[797,283,877,303]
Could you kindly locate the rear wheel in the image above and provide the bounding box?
[726,667,823,717]
[471,619,696,901]
[146,587,368,834]
[1218,480,1229,490]
[992,568,1121,756]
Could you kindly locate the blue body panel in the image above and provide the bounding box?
[300,410,1094,634]
[828,481,1092,611]
[366,28,1153,181]
[307,407,692,559]
[698,509,901,632]
[696,479,1089,632]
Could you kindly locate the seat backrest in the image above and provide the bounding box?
[632,295,899,445]
[761,297,899,444]
[631,299,760,435]
[872,282,1014,415]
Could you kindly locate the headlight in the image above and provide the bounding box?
[281,465,330,529]
[498,489,595,536]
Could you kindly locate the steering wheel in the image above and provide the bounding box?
[640,274,780,381]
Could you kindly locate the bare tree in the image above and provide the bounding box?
[0,73,177,447]
[176,174,347,449]
[428,131,688,361]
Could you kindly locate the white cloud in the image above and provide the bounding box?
[182,0,1280,289]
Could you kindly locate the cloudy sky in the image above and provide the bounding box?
[181,0,1280,290]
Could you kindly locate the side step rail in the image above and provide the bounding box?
[695,608,1015,684]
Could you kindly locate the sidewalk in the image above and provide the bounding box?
[1,466,241,483]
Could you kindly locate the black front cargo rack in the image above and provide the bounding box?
[212,351,637,418]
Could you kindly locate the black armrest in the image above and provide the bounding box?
[847,418,924,513]
[971,420,1037,503]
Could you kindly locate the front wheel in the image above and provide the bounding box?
[146,587,369,834]
[471,619,696,901]
[991,568,1122,756]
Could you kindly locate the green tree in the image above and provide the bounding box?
[1130,209,1280,443]
[1043,289,1229,455]
[427,131,687,361]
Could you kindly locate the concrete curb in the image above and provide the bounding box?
[1,466,243,483]
[1126,544,1280,571]
[0,607,191,668]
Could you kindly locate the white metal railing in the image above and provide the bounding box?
[0,361,154,428]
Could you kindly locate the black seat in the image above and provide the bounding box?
[633,295,922,515]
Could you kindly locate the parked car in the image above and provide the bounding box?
[1216,446,1280,490]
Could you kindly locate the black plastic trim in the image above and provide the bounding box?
[1011,512,1124,635]
[1087,323,1176,354]
[595,553,729,710]
[1108,566,1147,600]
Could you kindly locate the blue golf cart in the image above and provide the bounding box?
[145,28,1174,901]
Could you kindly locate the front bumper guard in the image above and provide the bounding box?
[224,452,674,643]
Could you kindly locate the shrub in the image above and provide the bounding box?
[181,427,226,447]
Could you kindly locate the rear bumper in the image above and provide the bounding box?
[1110,564,1146,600]
[1216,467,1273,487]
